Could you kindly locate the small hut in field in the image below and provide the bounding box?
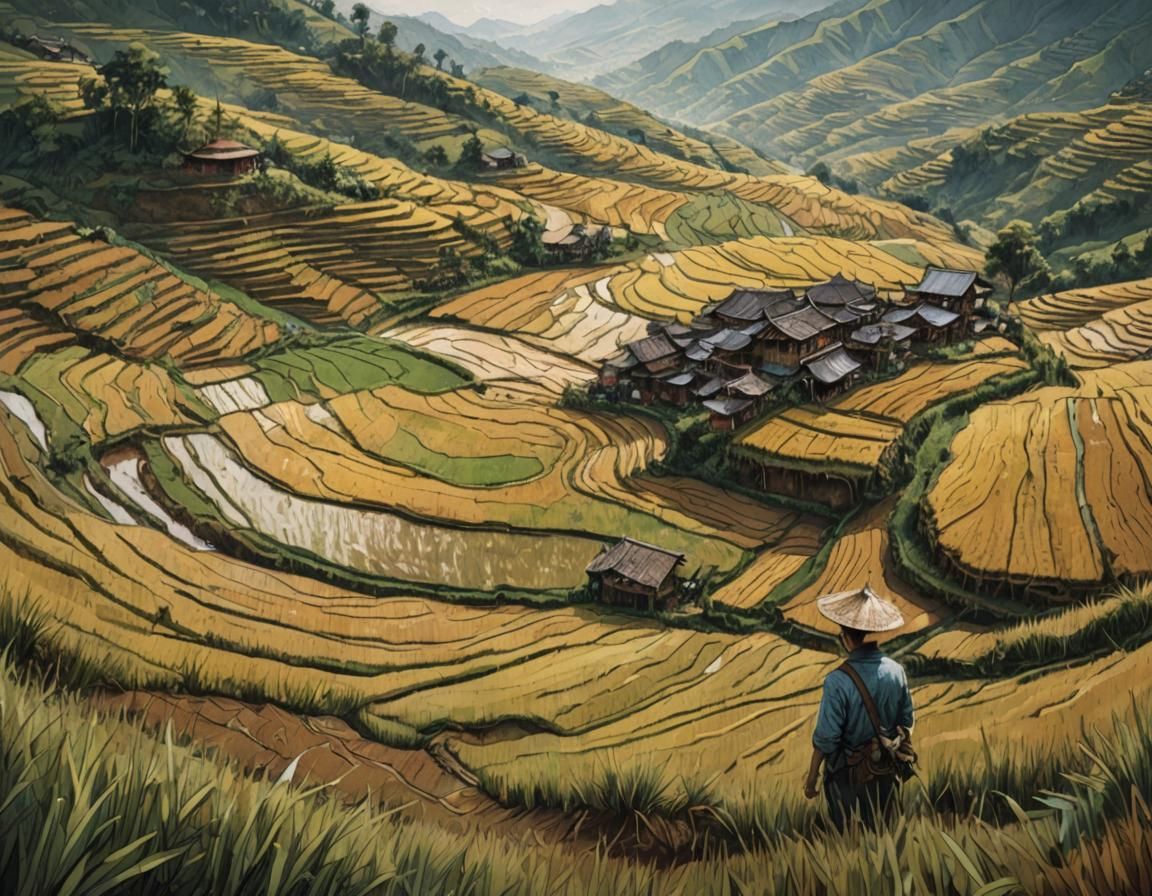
[586,538,685,612]
[181,139,263,176]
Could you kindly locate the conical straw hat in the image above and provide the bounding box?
[816,584,904,632]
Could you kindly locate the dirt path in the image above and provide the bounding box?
[94,691,679,855]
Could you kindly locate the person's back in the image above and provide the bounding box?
[803,587,915,831]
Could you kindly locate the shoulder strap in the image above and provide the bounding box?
[838,662,886,737]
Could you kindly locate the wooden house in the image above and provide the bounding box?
[906,267,991,327]
[882,304,962,345]
[586,538,685,612]
[621,333,681,402]
[756,305,839,367]
[848,322,916,370]
[708,288,796,328]
[703,397,757,431]
[654,371,696,406]
[806,274,881,332]
[801,343,863,400]
[28,35,89,63]
[182,140,262,176]
[481,147,528,170]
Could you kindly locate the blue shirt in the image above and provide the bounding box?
[812,645,914,770]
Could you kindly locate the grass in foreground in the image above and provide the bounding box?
[3,645,1152,895]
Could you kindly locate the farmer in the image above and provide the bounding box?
[803,585,916,831]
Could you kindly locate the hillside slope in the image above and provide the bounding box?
[600,0,1152,169]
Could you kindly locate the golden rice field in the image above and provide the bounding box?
[18,347,210,443]
[237,111,531,243]
[438,235,973,326]
[0,44,87,114]
[184,386,771,581]
[879,106,1133,196]
[430,268,653,365]
[150,198,480,326]
[3,386,1152,820]
[1015,278,1152,368]
[926,363,1152,593]
[1016,278,1152,334]
[0,205,280,365]
[782,501,944,639]
[378,323,596,393]
[472,65,784,178]
[63,26,477,146]
[916,593,1129,663]
[737,354,1029,473]
[53,26,976,251]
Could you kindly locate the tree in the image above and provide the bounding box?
[458,134,484,169]
[547,89,560,108]
[351,3,371,45]
[433,48,448,70]
[412,43,425,62]
[171,85,199,141]
[97,43,168,152]
[316,0,336,17]
[985,220,1049,303]
[377,20,398,47]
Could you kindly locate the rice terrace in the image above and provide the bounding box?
[0,0,1151,893]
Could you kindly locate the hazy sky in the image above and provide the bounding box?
[375,1,600,26]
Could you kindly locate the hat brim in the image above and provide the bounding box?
[816,588,905,632]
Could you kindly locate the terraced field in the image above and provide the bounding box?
[0,205,280,366]
[430,268,651,365]
[737,354,1030,475]
[1016,278,1152,368]
[149,199,487,326]
[473,65,785,178]
[0,43,88,113]
[172,387,762,581]
[925,363,1152,595]
[782,501,944,639]
[378,323,597,393]
[2,344,1152,836]
[18,347,210,443]
[437,236,979,327]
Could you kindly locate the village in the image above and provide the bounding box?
[595,266,994,429]
[584,264,996,616]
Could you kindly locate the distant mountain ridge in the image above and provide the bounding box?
[598,0,1152,171]
[469,0,838,79]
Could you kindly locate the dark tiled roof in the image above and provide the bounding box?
[823,305,863,324]
[726,372,774,398]
[807,274,877,307]
[911,267,981,297]
[713,289,795,322]
[802,344,862,384]
[696,377,725,398]
[764,296,809,320]
[703,397,754,416]
[881,307,919,325]
[185,140,261,161]
[704,329,753,352]
[603,349,639,369]
[771,306,838,341]
[685,342,715,362]
[587,537,685,589]
[626,333,679,364]
[917,303,961,328]
[850,323,917,346]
